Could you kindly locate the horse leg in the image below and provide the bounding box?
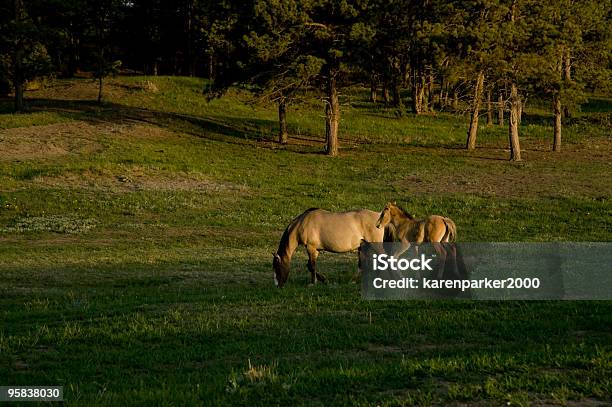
[432,242,447,279]
[439,221,459,278]
[307,246,325,284]
[446,242,460,278]
[394,238,411,258]
[352,244,364,284]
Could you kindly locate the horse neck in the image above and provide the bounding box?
[391,210,416,230]
[277,225,299,263]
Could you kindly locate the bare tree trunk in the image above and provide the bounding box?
[466,70,485,150]
[278,98,288,144]
[486,89,493,125]
[553,94,562,152]
[325,73,339,157]
[508,83,522,161]
[497,93,504,126]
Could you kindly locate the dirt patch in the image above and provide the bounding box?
[367,343,403,353]
[536,398,610,407]
[391,139,612,198]
[0,120,187,163]
[0,121,104,162]
[33,167,246,193]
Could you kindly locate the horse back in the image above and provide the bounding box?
[296,208,384,251]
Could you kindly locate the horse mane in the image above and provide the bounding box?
[393,203,415,220]
[277,208,319,256]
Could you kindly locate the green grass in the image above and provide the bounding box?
[0,76,610,406]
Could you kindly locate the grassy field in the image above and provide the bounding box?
[0,76,610,406]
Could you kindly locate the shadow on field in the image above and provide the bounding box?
[1,97,330,153]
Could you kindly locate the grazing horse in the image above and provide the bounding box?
[273,208,392,287]
[375,202,458,277]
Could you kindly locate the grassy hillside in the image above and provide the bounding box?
[0,76,610,406]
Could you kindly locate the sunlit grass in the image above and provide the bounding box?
[0,76,610,405]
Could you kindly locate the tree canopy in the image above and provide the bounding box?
[1,0,610,156]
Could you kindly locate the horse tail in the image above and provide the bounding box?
[442,218,457,242]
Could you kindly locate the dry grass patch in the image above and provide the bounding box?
[33,167,246,193]
[0,121,180,163]
[0,121,104,162]
[391,139,612,198]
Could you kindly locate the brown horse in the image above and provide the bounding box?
[273,208,392,287]
[376,202,458,277]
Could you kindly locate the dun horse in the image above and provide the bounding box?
[376,202,458,277]
[273,208,391,287]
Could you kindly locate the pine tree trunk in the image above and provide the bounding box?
[563,48,572,118]
[412,71,426,115]
[392,78,401,107]
[466,70,485,150]
[486,89,493,126]
[325,73,339,157]
[278,98,288,144]
[508,84,522,161]
[418,82,425,113]
[14,80,23,112]
[553,94,562,152]
[427,69,434,112]
[382,81,390,104]
[13,0,24,112]
[98,76,103,104]
[208,53,214,81]
[412,81,424,114]
[13,46,24,111]
[370,74,377,103]
[497,93,504,126]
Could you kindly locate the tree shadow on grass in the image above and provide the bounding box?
[10,97,331,154]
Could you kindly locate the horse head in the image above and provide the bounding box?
[376,202,395,229]
[272,253,290,288]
